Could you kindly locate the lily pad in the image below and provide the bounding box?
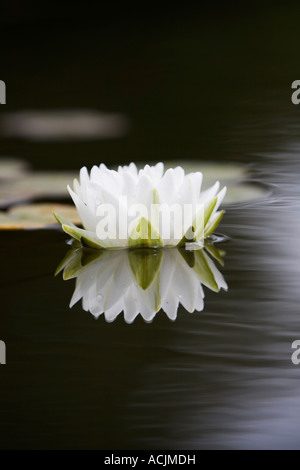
[136,160,269,204]
[0,212,45,229]
[0,157,29,180]
[0,110,129,141]
[0,203,80,230]
[0,171,78,208]
[9,172,78,198]
[0,186,37,208]
[224,183,270,204]
[137,160,248,189]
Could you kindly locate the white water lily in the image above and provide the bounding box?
[55,162,226,249]
[56,243,228,323]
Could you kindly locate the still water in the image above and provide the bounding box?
[1,3,300,449]
[1,145,300,449]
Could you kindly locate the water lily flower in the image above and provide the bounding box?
[55,162,226,249]
[56,242,228,323]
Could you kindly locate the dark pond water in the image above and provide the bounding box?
[1,3,300,449]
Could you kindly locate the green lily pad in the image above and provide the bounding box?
[10,203,81,225]
[0,157,29,180]
[0,203,81,230]
[0,186,37,208]
[223,183,270,204]
[0,212,45,229]
[136,160,269,204]
[0,212,29,230]
[137,160,248,189]
[0,171,78,208]
[9,172,78,198]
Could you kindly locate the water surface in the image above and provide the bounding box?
[1,3,300,449]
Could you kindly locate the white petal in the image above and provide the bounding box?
[171,257,200,312]
[157,168,177,204]
[79,166,90,203]
[203,251,228,291]
[123,285,140,323]
[68,185,96,231]
[198,181,220,204]
[161,288,179,320]
[173,166,185,190]
[141,162,164,184]
[211,186,227,217]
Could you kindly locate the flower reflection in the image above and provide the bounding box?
[56,242,227,323]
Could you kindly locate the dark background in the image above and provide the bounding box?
[1,1,299,170]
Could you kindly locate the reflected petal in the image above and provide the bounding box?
[57,240,227,323]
